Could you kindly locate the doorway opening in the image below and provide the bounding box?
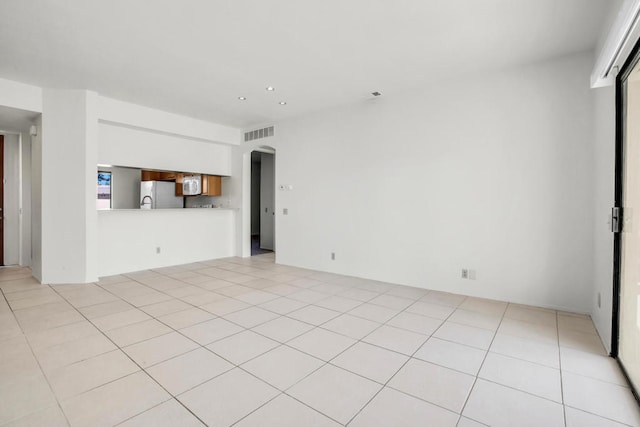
[250,150,275,256]
[0,107,39,269]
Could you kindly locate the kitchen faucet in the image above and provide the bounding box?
[140,195,153,208]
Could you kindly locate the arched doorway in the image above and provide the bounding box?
[248,146,275,256]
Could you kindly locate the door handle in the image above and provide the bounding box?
[612,207,623,233]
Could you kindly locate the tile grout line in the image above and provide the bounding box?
[557,310,568,427]
[230,368,346,427]
[227,279,451,426]
[78,291,284,423]
[100,266,321,421]
[127,265,493,425]
[3,260,620,426]
[87,268,325,369]
[5,275,542,370]
[562,403,636,426]
[90,276,252,370]
[342,291,470,425]
[232,298,589,421]
[48,285,210,427]
[91,264,384,367]
[193,261,360,425]
[227,309,374,425]
[0,284,74,427]
[455,301,507,426]
[86,261,371,426]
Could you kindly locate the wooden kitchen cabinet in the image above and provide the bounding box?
[141,170,177,181]
[158,171,176,180]
[175,173,184,196]
[141,170,159,181]
[202,175,222,196]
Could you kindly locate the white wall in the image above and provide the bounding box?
[97,209,235,276]
[3,134,20,265]
[271,52,595,313]
[41,90,98,284]
[591,84,616,352]
[98,123,232,176]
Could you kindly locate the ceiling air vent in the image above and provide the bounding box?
[244,126,274,142]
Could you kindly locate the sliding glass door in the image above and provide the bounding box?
[616,54,640,391]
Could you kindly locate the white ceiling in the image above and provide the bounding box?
[0,0,617,128]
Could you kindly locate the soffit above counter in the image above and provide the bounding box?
[98,96,242,146]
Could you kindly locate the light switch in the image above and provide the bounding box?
[283,208,288,215]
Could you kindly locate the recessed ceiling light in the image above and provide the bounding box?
[266,86,275,91]
[238,96,247,100]
[279,101,287,105]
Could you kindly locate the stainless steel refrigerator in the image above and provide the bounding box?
[140,181,183,209]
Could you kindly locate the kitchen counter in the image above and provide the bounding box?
[98,207,238,211]
[97,207,236,277]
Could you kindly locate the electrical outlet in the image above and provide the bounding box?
[283,208,288,215]
[468,269,477,280]
[461,269,469,279]
[331,252,335,261]
[597,292,601,308]
[156,247,161,254]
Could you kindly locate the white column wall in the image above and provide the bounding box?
[41,89,98,284]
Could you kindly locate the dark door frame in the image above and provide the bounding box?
[612,35,640,403]
[613,36,640,356]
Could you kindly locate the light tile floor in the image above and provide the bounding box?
[1,254,639,426]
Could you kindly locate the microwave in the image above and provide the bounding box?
[183,175,202,195]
